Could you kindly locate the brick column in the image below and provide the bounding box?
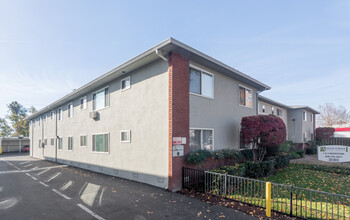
[168,52,190,191]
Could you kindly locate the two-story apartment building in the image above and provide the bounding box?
[258,96,319,144]
[26,38,270,191]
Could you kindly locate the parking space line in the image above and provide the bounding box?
[20,161,30,165]
[77,204,105,220]
[0,165,68,175]
[25,173,31,177]
[23,164,32,168]
[31,176,38,181]
[52,189,71,200]
[46,172,61,182]
[39,181,49,187]
[36,169,49,176]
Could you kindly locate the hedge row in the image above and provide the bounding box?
[185,149,244,165]
[211,154,291,178]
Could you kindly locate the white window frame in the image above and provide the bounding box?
[80,96,87,110]
[189,65,214,99]
[44,138,47,146]
[121,76,131,91]
[277,108,282,117]
[38,117,41,126]
[120,130,131,143]
[189,127,215,151]
[58,137,63,150]
[91,132,110,154]
[50,137,55,146]
[310,113,314,122]
[68,103,73,118]
[58,108,63,121]
[271,107,275,115]
[80,134,87,147]
[67,136,73,151]
[92,86,110,111]
[51,111,54,120]
[262,104,266,113]
[303,111,307,121]
[45,114,48,122]
[238,84,253,108]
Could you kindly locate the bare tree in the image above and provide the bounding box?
[317,103,350,127]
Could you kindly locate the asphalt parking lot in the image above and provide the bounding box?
[0,153,256,220]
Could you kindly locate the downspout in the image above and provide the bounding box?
[31,121,34,157]
[155,49,168,61]
[55,110,58,163]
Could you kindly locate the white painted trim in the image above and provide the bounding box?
[58,107,63,121]
[238,84,253,109]
[50,137,55,146]
[80,134,87,147]
[58,137,63,150]
[67,102,74,118]
[120,130,131,143]
[121,76,131,91]
[92,86,110,111]
[189,65,214,99]
[189,127,215,151]
[67,136,73,151]
[91,132,110,154]
[80,96,87,110]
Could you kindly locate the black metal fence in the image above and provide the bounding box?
[183,167,350,219]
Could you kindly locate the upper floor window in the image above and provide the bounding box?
[121,77,131,91]
[68,103,73,118]
[80,97,87,110]
[189,67,214,98]
[50,111,54,120]
[303,111,307,121]
[45,114,48,122]
[58,108,63,120]
[262,104,266,113]
[277,109,282,117]
[271,107,275,115]
[38,117,41,126]
[239,86,253,108]
[310,113,314,122]
[93,87,109,111]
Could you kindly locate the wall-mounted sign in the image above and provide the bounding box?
[173,145,184,157]
[181,137,186,144]
[173,137,182,145]
[318,145,350,162]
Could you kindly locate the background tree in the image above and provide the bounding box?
[6,101,29,137]
[241,115,286,161]
[0,117,12,137]
[28,106,37,114]
[315,127,335,145]
[317,103,350,127]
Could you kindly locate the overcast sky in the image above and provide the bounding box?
[0,0,349,119]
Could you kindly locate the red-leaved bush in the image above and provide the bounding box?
[315,127,335,140]
[241,115,286,161]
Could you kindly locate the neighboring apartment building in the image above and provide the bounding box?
[26,38,270,191]
[258,96,319,144]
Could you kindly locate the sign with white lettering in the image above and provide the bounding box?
[181,137,186,144]
[318,145,350,162]
[173,145,184,157]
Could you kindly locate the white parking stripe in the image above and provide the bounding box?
[31,176,38,181]
[52,189,71,200]
[20,161,30,165]
[46,172,61,182]
[23,164,32,168]
[25,173,31,177]
[60,181,73,191]
[36,169,49,176]
[0,165,68,175]
[39,181,49,187]
[77,204,105,220]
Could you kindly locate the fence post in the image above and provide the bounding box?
[182,166,184,189]
[266,182,271,217]
[290,186,293,217]
[224,173,227,197]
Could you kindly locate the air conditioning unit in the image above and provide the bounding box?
[89,111,98,120]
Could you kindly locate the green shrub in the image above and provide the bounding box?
[213,164,246,176]
[288,152,301,159]
[185,150,212,164]
[306,147,317,155]
[211,149,244,161]
[295,150,305,158]
[240,149,253,161]
[279,141,293,152]
[306,140,317,148]
[244,160,275,178]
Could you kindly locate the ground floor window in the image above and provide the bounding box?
[58,137,63,149]
[121,130,131,143]
[68,137,73,151]
[39,139,41,148]
[92,134,109,152]
[189,129,213,152]
[50,138,54,146]
[80,135,87,147]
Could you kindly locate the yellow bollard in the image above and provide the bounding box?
[0,146,2,154]
[266,182,271,217]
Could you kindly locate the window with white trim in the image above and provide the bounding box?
[310,113,314,122]
[58,137,63,150]
[51,111,54,120]
[303,132,307,142]
[92,134,109,152]
[277,109,282,117]
[271,107,275,115]
[68,103,73,118]
[121,77,131,90]
[93,87,109,111]
[58,108,63,120]
[262,104,266,113]
[45,114,48,122]
[80,135,87,147]
[303,111,307,121]
[189,129,213,152]
[38,117,41,126]
[50,138,54,146]
[239,86,253,108]
[121,130,131,142]
[68,137,73,150]
[80,97,87,110]
[189,68,214,98]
